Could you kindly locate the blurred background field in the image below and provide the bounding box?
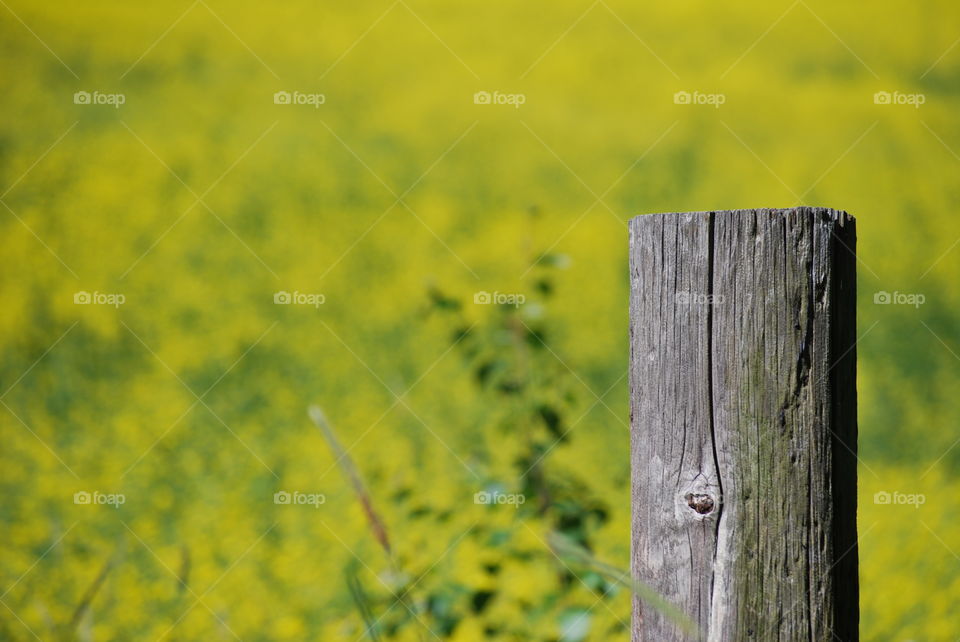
[1,0,959,639]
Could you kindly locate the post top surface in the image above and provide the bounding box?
[629,207,854,225]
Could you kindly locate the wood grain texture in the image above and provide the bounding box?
[629,208,858,641]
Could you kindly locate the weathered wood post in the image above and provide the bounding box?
[629,208,858,641]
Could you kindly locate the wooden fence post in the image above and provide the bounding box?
[629,208,858,641]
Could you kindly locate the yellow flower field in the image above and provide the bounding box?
[1,0,959,639]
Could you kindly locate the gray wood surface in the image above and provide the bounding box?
[629,208,858,641]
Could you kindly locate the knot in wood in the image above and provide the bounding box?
[685,492,715,515]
